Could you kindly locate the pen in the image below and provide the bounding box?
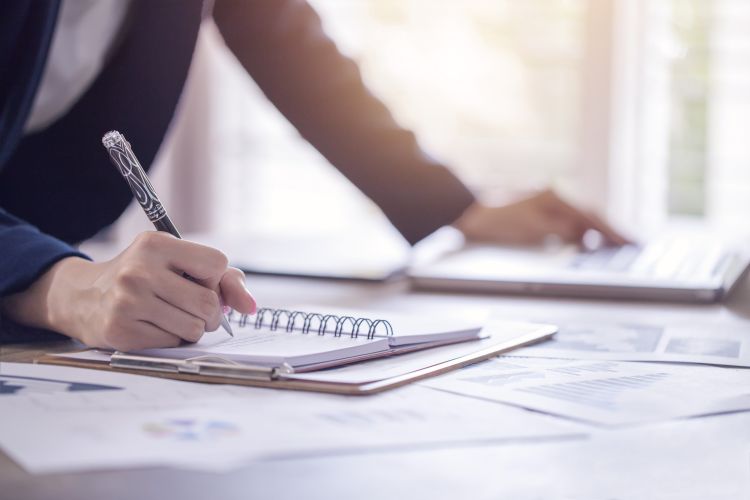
[101,130,234,337]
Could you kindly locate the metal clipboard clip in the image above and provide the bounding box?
[110,353,294,381]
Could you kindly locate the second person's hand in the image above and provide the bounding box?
[453,189,630,247]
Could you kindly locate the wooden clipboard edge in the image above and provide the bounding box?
[35,326,555,396]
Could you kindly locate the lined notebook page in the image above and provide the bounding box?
[136,328,390,368]
[133,307,485,369]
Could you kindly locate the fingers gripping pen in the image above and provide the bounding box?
[102,130,234,337]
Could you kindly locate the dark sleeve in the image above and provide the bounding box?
[0,207,88,343]
[212,0,476,245]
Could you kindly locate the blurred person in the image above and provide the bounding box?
[0,0,625,350]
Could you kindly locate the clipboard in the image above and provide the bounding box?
[37,325,556,395]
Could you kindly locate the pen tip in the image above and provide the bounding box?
[221,316,234,337]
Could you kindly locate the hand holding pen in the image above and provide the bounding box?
[0,133,255,352]
[83,130,257,348]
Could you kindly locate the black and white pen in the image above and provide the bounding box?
[101,130,234,337]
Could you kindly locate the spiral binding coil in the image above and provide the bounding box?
[228,308,394,340]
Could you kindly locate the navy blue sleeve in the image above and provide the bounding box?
[213,0,476,245]
[0,207,89,343]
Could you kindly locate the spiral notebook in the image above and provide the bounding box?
[43,307,557,394]
[115,307,486,375]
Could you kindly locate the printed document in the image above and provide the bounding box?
[424,356,750,425]
[0,362,582,473]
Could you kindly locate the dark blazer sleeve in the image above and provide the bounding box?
[212,0,475,245]
[0,207,88,342]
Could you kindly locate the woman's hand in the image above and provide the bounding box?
[453,189,629,247]
[0,232,256,351]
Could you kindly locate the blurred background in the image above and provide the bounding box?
[106,0,750,250]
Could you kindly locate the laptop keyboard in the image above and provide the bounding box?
[569,240,725,280]
[569,245,642,273]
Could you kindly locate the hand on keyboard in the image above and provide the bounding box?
[453,189,631,247]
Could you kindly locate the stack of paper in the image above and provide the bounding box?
[423,356,750,425]
[0,363,583,473]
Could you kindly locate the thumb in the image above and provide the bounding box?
[219,268,257,314]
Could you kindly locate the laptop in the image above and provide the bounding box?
[409,234,749,303]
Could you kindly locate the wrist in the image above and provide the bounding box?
[1,257,96,339]
[452,202,486,239]
[45,257,101,340]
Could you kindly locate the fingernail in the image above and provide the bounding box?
[222,305,231,315]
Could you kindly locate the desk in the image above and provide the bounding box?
[2,272,750,499]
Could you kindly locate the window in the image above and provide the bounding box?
[665,0,710,216]
[701,0,750,235]
[619,0,750,238]
[310,0,587,197]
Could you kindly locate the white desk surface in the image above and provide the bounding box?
[2,270,749,500]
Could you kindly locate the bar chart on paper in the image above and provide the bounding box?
[0,374,123,395]
[143,419,241,442]
[423,357,750,425]
[516,372,668,410]
[510,315,750,368]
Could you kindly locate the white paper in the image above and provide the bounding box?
[287,321,554,384]
[423,356,750,426]
[277,411,750,500]
[511,313,750,368]
[0,362,582,473]
[304,413,750,500]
